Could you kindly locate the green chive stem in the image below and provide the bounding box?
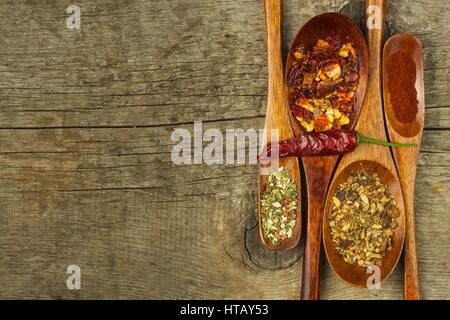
[356,131,417,148]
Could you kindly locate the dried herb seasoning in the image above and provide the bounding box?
[287,34,359,132]
[329,171,399,268]
[261,167,297,245]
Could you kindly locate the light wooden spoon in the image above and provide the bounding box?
[383,33,424,299]
[322,0,406,287]
[258,0,302,250]
[285,13,368,299]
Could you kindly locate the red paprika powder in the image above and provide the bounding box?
[385,51,418,123]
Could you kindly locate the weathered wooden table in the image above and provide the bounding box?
[0,0,448,299]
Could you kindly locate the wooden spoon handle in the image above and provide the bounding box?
[301,157,336,300]
[366,0,387,62]
[358,0,387,137]
[263,0,292,143]
[301,196,323,300]
[264,0,284,96]
[402,172,421,299]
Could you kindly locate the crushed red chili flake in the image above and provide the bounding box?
[287,34,360,132]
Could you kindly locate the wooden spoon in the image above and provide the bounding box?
[285,13,368,299]
[322,0,406,287]
[258,0,302,250]
[383,33,424,299]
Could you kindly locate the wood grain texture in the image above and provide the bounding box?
[0,0,448,299]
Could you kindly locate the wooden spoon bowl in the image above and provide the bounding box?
[286,12,369,132]
[383,34,425,138]
[322,160,405,286]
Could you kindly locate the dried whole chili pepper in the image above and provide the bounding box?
[258,131,416,160]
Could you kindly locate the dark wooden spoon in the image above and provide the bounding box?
[322,0,406,287]
[383,33,425,299]
[285,13,368,299]
[258,0,302,250]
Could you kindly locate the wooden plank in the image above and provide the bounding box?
[0,0,448,299]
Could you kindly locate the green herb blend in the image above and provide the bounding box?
[261,167,298,245]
